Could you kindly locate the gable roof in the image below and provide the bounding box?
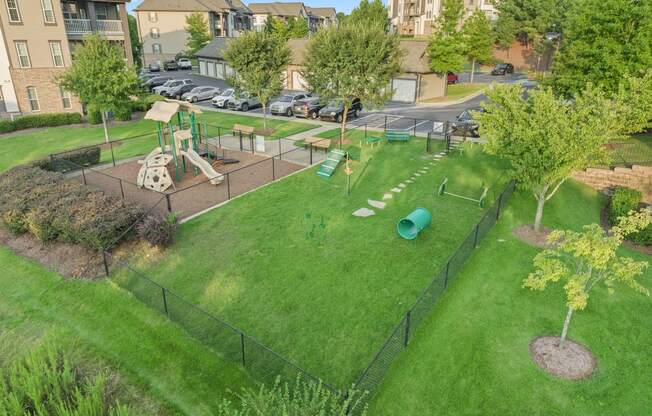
[135,0,250,13]
[194,37,235,59]
[248,2,306,17]
[306,7,336,18]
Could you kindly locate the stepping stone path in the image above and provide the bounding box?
[383,193,393,200]
[353,208,375,217]
[399,183,407,188]
[406,179,414,183]
[415,173,422,176]
[368,199,386,209]
[391,187,402,193]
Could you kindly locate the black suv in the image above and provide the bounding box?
[319,98,362,123]
[491,63,514,75]
[292,96,325,119]
[451,107,485,137]
[163,60,179,71]
[163,82,197,100]
[145,76,171,91]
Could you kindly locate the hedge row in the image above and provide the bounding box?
[0,165,145,250]
[0,113,82,134]
[608,186,652,247]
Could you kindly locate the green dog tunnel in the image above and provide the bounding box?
[397,208,432,240]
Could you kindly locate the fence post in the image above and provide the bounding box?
[496,192,503,220]
[161,287,169,316]
[166,194,172,213]
[81,166,87,185]
[272,157,275,180]
[384,115,388,131]
[250,134,254,154]
[109,141,116,167]
[218,128,222,148]
[239,131,243,151]
[226,173,231,200]
[240,333,246,366]
[444,261,450,288]
[403,310,411,347]
[119,179,125,200]
[102,251,109,277]
[310,144,313,165]
[278,139,282,160]
[49,154,55,171]
[473,224,480,248]
[413,118,417,137]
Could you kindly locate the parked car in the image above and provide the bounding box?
[145,76,171,91]
[292,96,325,119]
[163,82,196,100]
[182,86,221,102]
[163,60,179,71]
[177,58,192,70]
[447,72,459,84]
[451,107,485,137]
[319,98,362,123]
[153,79,194,96]
[211,88,235,108]
[148,62,161,72]
[227,92,261,111]
[270,93,309,117]
[491,63,514,75]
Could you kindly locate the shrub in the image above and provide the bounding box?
[87,104,103,124]
[0,112,82,133]
[33,146,102,172]
[608,186,651,247]
[113,104,132,121]
[137,213,177,247]
[131,94,165,112]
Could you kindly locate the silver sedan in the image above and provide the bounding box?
[182,86,222,103]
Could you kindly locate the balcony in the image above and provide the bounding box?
[64,18,123,35]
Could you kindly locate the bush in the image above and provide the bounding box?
[87,104,103,124]
[0,112,82,133]
[137,213,177,247]
[131,94,165,112]
[608,186,651,247]
[113,104,132,121]
[33,146,102,172]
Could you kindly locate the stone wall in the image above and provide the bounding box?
[573,165,652,204]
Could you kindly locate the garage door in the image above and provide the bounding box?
[292,71,308,91]
[215,63,225,79]
[199,60,207,76]
[391,78,417,102]
[207,61,216,78]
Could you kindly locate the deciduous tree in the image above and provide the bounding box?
[524,211,651,346]
[58,34,139,143]
[302,24,403,145]
[224,31,290,130]
[287,17,309,38]
[427,0,466,84]
[462,11,494,83]
[347,0,389,32]
[127,15,143,68]
[185,12,211,55]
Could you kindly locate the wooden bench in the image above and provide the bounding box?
[386,130,410,143]
[304,137,331,152]
[232,123,255,137]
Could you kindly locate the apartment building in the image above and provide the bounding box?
[305,6,337,28]
[0,0,132,116]
[389,0,498,37]
[135,0,252,66]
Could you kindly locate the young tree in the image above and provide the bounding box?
[185,12,211,55]
[287,17,309,39]
[224,31,290,131]
[547,0,652,96]
[462,11,494,83]
[302,24,403,145]
[264,15,275,34]
[270,17,291,40]
[427,0,466,86]
[58,34,139,143]
[524,211,651,347]
[127,15,143,68]
[347,0,389,32]
[476,85,624,232]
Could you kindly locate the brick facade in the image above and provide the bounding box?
[573,165,652,204]
[10,68,82,114]
[492,41,554,72]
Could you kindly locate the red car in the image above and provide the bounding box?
[447,72,459,84]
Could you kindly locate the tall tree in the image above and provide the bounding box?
[494,0,566,48]
[302,24,403,145]
[524,211,651,347]
[58,34,139,143]
[427,0,466,85]
[462,11,494,83]
[493,14,518,53]
[224,31,290,130]
[127,15,143,68]
[548,0,652,96]
[475,83,643,232]
[347,0,389,32]
[264,15,275,34]
[185,12,211,55]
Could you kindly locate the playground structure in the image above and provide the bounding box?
[317,149,347,179]
[397,208,432,240]
[438,177,488,208]
[138,100,224,192]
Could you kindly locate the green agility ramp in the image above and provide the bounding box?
[397,208,432,240]
[317,149,346,179]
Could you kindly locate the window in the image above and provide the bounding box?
[5,0,20,22]
[148,11,157,22]
[152,43,161,54]
[95,3,107,20]
[15,41,30,68]
[41,0,55,23]
[49,41,64,67]
[150,27,159,38]
[27,87,39,111]
[60,87,72,109]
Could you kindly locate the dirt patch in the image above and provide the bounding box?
[530,336,597,380]
[513,224,553,248]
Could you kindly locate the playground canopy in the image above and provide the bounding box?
[145,99,202,124]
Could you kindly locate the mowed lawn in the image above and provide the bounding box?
[0,246,254,415]
[370,181,652,415]
[0,111,317,172]
[114,135,510,387]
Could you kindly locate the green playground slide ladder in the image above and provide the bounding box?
[317,149,346,178]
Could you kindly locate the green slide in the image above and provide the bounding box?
[317,149,346,179]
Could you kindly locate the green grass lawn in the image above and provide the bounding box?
[0,246,254,415]
[369,181,652,415]
[114,133,510,387]
[421,83,487,104]
[0,111,317,172]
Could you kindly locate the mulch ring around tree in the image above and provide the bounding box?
[530,336,597,380]
[512,224,553,248]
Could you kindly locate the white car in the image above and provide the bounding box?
[182,86,221,102]
[153,79,193,96]
[211,88,235,108]
[177,58,192,70]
